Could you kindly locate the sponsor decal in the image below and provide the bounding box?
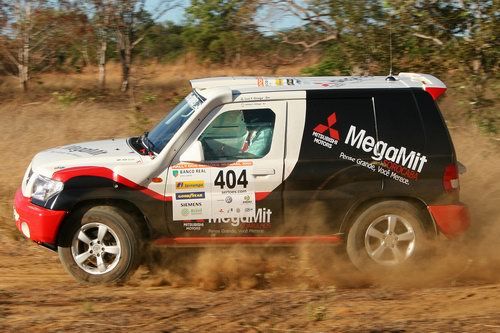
[190,208,203,215]
[312,112,339,149]
[183,222,204,231]
[181,208,203,218]
[174,169,207,175]
[344,125,427,173]
[171,162,255,221]
[60,145,107,156]
[209,208,272,227]
[312,112,428,186]
[175,180,204,190]
[257,77,301,88]
[339,151,416,186]
[175,192,206,200]
[313,76,374,88]
[180,202,202,207]
[242,195,252,204]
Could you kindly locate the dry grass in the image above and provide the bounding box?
[0,55,317,98]
[0,62,500,332]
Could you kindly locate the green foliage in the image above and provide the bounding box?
[135,23,186,62]
[52,91,77,106]
[142,91,157,104]
[183,0,261,64]
[302,44,352,76]
[477,116,498,135]
[307,304,327,321]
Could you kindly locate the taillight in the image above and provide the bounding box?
[443,163,459,192]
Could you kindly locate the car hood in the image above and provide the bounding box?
[31,138,144,176]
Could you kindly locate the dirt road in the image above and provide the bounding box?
[1,98,499,332]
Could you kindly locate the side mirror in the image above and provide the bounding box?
[179,140,204,162]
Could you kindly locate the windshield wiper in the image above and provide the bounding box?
[140,131,156,155]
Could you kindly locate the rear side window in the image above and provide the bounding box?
[374,91,425,152]
[413,89,454,155]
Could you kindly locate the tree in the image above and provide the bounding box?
[0,1,89,91]
[134,22,186,62]
[111,0,179,92]
[85,0,114,89]
[387,0,499,131]
[184,0,262,65]
[0,0,40,91]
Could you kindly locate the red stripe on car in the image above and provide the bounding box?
[52,166,172,202]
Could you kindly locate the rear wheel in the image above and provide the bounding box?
[58,206,142,284]
[346,201,430,272]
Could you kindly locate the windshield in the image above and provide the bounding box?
[147,92,204,153]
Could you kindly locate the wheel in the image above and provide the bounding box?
[58,206,142,284]
[346,200,429,272]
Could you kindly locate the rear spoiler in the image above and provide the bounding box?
[399,72,447,100]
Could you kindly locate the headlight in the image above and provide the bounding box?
[31,175,64,202]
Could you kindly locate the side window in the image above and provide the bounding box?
[374,91,425,151]
[199,109,276,161]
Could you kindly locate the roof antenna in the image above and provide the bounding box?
[386,15,396,82]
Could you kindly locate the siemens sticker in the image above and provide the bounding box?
[344,125,428,173]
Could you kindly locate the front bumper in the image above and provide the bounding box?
[428,203,470,238]
[14,188,66,245]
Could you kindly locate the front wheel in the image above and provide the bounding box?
[58,206,142,284]
[346,201,431,272]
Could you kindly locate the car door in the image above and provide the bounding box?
[166,101,287,237]
[282,92,383,235]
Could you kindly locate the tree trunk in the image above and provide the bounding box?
[81,39,91,67]
[118,32,131,93]
[18,49,29,92]
[98,38,107,90]
[18,1,31,92]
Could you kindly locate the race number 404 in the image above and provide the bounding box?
[214,170,248,189]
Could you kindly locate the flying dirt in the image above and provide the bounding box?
[0,98,499,332]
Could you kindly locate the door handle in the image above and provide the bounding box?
[252,168,275,176]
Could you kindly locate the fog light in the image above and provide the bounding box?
[13,208,20,221]
[21,222,30,238]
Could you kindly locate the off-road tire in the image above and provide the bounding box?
[346,200,429,273]
[58,205,142,284]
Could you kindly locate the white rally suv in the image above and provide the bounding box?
[14,74,470,284]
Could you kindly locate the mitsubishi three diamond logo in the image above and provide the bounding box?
[312,112,340,149]
[314,112,339,140]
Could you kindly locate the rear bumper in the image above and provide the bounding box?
[428,203,470,238]
[14,188,66,245]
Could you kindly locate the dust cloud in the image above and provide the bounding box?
[140,126,500,290]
